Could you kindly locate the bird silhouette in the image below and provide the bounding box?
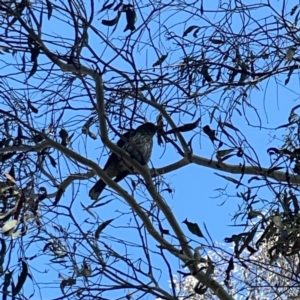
[89,122,159,200]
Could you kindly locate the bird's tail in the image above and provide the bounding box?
[89,180,106,200]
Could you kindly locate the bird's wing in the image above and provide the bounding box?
[116,130,134,148]
[103,129,135,170]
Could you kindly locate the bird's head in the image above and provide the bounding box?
[137,122,161,136]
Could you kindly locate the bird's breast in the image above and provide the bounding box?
[122,134,153,165]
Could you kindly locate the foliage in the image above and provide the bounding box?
[169,235,300,300]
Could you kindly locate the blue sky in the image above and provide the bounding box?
[0,0,299,298]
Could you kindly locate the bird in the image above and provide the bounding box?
[89,122,159,200]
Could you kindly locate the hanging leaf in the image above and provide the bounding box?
[239,69,248,83]
[237,226,258,257]
[247,210,263,219]
[28,100,38,113]
[210,38,224,45]
[203,125,217,143]
[286,47,296,61]
[224,233,247,243]
[12,260,28,295]
[209,105,219,123]
[0,239,6,265]
[0,46,10,54]
[290,5,299,16]
[182,219,204,238]
[152,54,168,67]
[59,129,70,146]
[156,114,164,146]
[82,117,97,139]
[183,25,199,37]
[17,125,23,145]
[30,46,40,62]
[123,7,137,32]
[102,12,121,26]
[220,121,240,131]
[28,61,38,79]
[88,132,97,139]
[228,66,239,82]
[45,0,52,19]
[294,10,300,27]
[164,118,200,134]
[54,188,64,206]
[80,262,92,277]
[95,219,114,239]
[225,256,234,284]
[60,278,76,293]
[48,154,57,167]
[201,65,212,82]
[285,65,296,85]
[215,173,242,185]
[246,245,257,255]
[215,68,221,81]
[80,202,97,219]
[193,28,200,38]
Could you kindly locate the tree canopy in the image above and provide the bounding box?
[0,0,300,299]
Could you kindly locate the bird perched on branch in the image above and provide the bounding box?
[89,122,159,200]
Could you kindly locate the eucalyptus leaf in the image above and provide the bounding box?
[95,219,114,239]
[152,54,168,67]
[183,25,199,37]
[183,219,204,238]
[102,12,121,26]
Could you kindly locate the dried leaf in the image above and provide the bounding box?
[164,118,200,134]
[13,260,28,295]
[45,0,52,19]
[28,100,38,113]
[95,219,114,239]
[183,219,204,238]
[28,61,38,79]
[210,38,224,44]
[183,25,199,37]
[2,220,18,233]
[102,12,121,26]
[152,54,168,67]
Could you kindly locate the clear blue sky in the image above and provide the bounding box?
[0,0,298,298]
